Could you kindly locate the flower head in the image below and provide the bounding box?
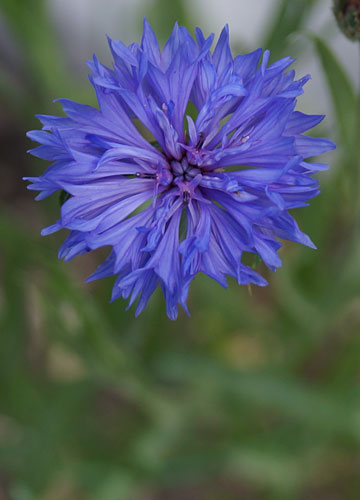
[25,20,335,319]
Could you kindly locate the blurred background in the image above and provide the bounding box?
[1,0,360,498]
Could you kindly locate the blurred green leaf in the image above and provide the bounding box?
[262,0,320,59]
[0,0,88,116]
[144,0,195,42]
[157,353,360,441]
[311,36,357,151]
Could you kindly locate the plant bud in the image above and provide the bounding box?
[333,0,360,41]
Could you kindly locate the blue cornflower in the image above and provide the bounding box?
[25,20,335,319]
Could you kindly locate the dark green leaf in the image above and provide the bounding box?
[59,190,71,206]
[262,0,320,59]
[311,35,357,150]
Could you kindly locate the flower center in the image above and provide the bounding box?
[136,154,203,204]
[170,157,202,182]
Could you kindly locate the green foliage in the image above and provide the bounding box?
[311,36,357,151]
[1,1,360,499]
[262,0,321,60]
[144,0,194,42]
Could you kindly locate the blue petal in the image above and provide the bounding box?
[141,18,161,66]
[212,25,232,75]
[285,112,325,135]
[295,136,336,157]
